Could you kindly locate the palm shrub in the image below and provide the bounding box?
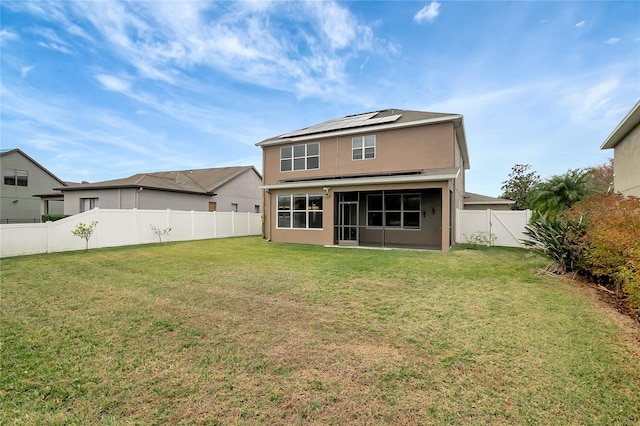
[529,169,589,219]
[522,215,586,273]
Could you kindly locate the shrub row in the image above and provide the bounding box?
[41,214,69,222]
[524,193,640,315]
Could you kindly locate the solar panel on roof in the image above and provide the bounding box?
[280,112,402,138]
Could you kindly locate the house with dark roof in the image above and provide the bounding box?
[256,109,468,251]
[57,166,262,215]
[463,192,515,210]
[1,149,67,223]
[600,100,640,197]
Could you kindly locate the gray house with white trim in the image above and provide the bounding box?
[57,166,262,215]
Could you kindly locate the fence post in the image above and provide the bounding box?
[133,208,139,245]
[231,211,235,237]
[191,210,196,240]
[93,208,100,249]
[212,211,217,239]
[46,220,52,254]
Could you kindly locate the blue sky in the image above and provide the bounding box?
[1,1,638,196]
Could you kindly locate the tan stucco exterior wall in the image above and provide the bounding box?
[264,181,451,251]
[262,123,456,184]
[613,124,640,197]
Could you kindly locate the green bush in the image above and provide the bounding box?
[41,214,68,222]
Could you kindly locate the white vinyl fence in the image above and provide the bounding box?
[456,209,532,248]
[0,208,262,258]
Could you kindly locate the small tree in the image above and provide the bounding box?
[585,158,614,194]
[72,221,98,251]
[150,224,172,242]
[500,164,540,210]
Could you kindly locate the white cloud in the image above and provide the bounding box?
[561,79,619,123]
[305,1,370,50]
[5,1,389,102]
[605,37,621,45]
[21,66,34,78]
[37,41,72,55]
[414,1,441,24]
[96,74,132,93]
[575,20,586,27]
[0,29,19,43]
[31,27,74,54]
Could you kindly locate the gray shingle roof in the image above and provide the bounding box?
[257,109,457,145]
[57,166,260,195]
[463,192,515,205]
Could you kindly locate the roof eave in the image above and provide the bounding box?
[56,184,213,196]
[600,100,640,150]
[464,201,515,205]
[260,170,459,190]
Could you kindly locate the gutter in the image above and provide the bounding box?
[260,170,459,190]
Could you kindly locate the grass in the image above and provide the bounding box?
[1,237,639,425]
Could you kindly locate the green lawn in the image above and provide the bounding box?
[1,237,639,425]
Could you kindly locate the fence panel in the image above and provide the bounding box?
[0,223,48,256]
[456,209,531,248]
[0,209,262,258]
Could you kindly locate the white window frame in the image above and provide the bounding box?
[352,135,376,160]
[280,142,320,172]
[276,193,323,230]
[366,193,421,229]
[3,168,28,186]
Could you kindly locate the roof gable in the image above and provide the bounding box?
[0,149,67,186]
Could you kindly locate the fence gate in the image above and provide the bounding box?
[456,209,532,248]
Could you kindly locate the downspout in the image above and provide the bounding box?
[136,187,143,209]
[262,147,270,240]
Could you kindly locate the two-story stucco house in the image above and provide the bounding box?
[0,149,66,223]
[600,100,640,197]
[257,109,469,251]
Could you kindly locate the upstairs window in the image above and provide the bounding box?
[280,143,319,172]
[4,168,28,186]
[352,135,375,160]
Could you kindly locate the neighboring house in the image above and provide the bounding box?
[256,109,469,251]
[57,166,262,215]
[600,100,640,197]
[0,149,66,223]
[463,192,515,210]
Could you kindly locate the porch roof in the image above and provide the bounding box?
[260,168,459,190]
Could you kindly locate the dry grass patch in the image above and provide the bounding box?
[1,237,639,425]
